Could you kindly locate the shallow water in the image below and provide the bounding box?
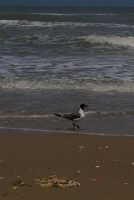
[0,90,134,136]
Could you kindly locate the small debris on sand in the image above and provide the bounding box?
[11,179,31,189]
[2,192,8,197]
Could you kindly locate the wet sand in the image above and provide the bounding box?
[0,133,134,200]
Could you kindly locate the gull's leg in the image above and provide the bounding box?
[72,122,76,130]
[76,124,80,129]
[72,122,80,130]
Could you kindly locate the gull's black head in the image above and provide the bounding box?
[80,103,88,110]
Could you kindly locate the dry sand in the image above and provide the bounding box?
[0,133,134,200]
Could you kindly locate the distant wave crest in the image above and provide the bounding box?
[0,19,134,29]
[31,12,118,16]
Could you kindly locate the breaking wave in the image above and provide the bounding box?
[0,78,134,93]
[20,34,134,49]
[81,35,134,48]
[2,32,134,49]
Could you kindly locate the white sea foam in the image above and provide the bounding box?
[0,114,53,119]
[0,110,131,120]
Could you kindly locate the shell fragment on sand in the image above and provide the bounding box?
[78,145,84,150]
[13,186,19,190]
[35,176,81,188]
[76,170,82,174]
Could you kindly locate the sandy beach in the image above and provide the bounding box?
[0,133,134,200]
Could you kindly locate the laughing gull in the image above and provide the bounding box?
[54,103,88,130]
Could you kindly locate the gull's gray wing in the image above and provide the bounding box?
[62,112,80,120]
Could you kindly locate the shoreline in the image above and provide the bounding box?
[0,126,134,137]
[0,133,134,200]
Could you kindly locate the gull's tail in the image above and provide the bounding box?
[54,113,62,117]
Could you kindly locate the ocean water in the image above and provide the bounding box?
[0,6,134,135]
